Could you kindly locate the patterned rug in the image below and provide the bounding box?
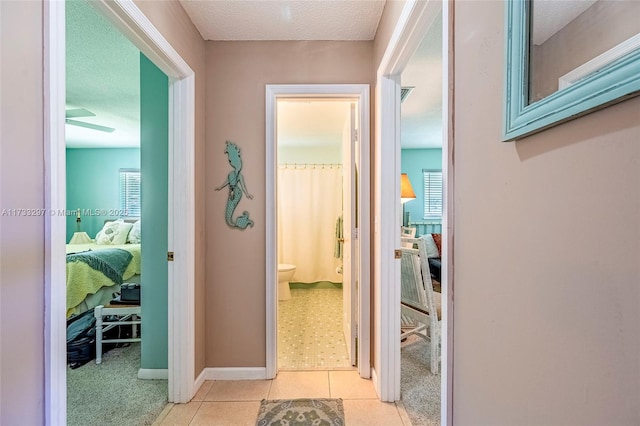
[256,398,344,426]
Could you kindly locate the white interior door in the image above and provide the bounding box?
[342,103,357,365]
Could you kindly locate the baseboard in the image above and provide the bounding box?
[201,367,267,381]
[194,368,207,392]
[137,368,169,380]
[371,368,381,399]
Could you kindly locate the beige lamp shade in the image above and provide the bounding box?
[69,231,92,245]
[401,173,416,203]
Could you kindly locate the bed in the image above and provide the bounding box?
[66,219,141,317]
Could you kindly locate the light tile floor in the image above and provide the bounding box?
[154,371,411,425]
[278,288,351,370]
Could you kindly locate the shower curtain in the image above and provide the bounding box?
[277,165,343,283]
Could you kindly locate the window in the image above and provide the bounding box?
[119,169,141,217]
[423,169,442,219]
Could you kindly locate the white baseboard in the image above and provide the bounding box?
[138,368,169,380]
[194,368,207,391]
[201,367,267,381]
[371,368,381,399]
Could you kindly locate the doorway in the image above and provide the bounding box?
[374,0,453,422]
[398,6,445,424]
[276,98,358,370]
[265,85,371,379]
[45,1,196,424]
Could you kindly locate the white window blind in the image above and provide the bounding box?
[423,169,443,219]
[119,169,141,217]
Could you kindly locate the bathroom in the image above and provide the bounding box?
[276,98,358,371]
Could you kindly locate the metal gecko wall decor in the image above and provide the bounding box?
[215,140,254,230]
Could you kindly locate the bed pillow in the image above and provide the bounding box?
[420,233,440,258]
[95,220,133,245]
[432,233,442,255]
[127,220,141,244]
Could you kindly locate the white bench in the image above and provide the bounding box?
[94,304,141,364]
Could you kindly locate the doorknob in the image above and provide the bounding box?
[394,249,402,259]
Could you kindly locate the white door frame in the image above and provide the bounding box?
[374,0,454,423]
[44,1,196,424]
[265,84,371,379]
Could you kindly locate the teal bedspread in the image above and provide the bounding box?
[66,248,132,285]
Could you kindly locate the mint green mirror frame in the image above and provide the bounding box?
[503,0,640,141]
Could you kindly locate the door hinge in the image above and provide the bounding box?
[394,249,402,259]
[167,251,174,261]
[352,129,358,141]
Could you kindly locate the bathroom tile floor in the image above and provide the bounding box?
[277,288,351,370]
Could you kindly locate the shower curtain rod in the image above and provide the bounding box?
[279,163,342,169]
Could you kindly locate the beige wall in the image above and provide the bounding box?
[0,2,46,424]
[454,1,640,423]
[531,0,640,101]
[373,0,407,73]
[133,0,208,376]
[205,41,373,366]
[0,1,207,421]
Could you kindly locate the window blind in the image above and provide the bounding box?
[423,169,443,219]
[119,169,141,217]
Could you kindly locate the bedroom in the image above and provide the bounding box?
[398,9,445,425]
[65,1,170,424]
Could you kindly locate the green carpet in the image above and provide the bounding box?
[67,343,167,426]
[257,398,344,426]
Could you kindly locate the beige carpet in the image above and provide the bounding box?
[401,335,441,426]
[67,343,167,426]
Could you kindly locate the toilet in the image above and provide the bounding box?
[277,264,296,300]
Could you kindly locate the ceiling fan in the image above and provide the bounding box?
[65,108,115,133]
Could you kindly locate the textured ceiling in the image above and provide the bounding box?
[66,0,140,148]
[65,0,440,150]
[401,10,442,149]
[532,0,597,46]
[178,0,385,41]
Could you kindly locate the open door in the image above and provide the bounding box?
[342,102,358,366]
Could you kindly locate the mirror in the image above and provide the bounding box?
[503,0,640,141]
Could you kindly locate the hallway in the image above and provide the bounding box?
[155,371,410,425]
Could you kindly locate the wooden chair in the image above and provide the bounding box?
[400,237,441,374]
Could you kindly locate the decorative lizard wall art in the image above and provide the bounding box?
[215,140,254,230]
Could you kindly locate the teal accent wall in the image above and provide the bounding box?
[66,148,140,242]
[401,148,442,223]
[140,54,169,370]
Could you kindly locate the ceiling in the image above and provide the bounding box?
[66,0,140,148]
[178,0,385,41]
[531,0,597,46]
[65,0,441,150]
[400,10,443,149]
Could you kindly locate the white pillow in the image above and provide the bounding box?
[127,220,141,244]
[420,233,440,258]
[95,220,133,245]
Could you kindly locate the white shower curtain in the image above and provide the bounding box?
[277,165,343,283]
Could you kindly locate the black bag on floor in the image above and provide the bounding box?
[66,309,96,369]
